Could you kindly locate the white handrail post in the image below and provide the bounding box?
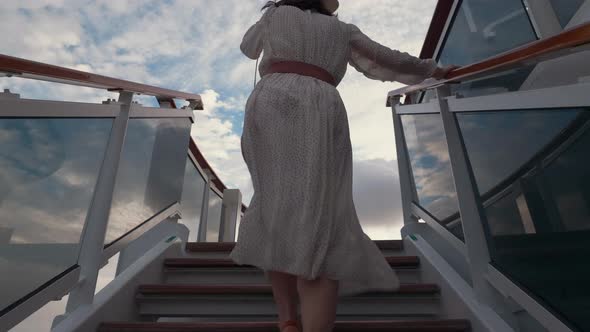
[436,85,520,327]
[218,189,242,242]
[197,169,214,242]
[390,96,419,226]
[63,91,133,313]
[435,85,498,301]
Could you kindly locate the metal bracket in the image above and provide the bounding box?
[0,70,22,78]
[0,89,21,100]
[170,211,182,220]
[102,98,121,105]
[183,98,203,111]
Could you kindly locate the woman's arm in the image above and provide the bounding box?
[240,7,276,59]
[347,23,451,84]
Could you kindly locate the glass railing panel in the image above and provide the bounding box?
[400,113,462,238]
[206,190,223,242]
[456,108,590,331]
[0,118,113,315]
[105,118,191,246]
[549,0,585,28]
[179,158,206,242]
[457,110,582,196]
[418,0,538,104]
[438,0,537,66]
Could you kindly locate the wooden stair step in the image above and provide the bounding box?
[137,283,439,296]
[165,256,419,269]
[99,319,471,331]
[185,240,403,253]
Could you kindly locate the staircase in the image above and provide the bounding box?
[97,240,472,331]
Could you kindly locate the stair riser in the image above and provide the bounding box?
[164,268,422,284]
[183,249,406,260]
[138,296,440,318]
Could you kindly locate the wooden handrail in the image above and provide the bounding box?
[0,54,203,109]
[387,22,590,105]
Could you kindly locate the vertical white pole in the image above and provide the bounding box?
[197,169,214,242]
[435,85,496,301]
[522,0,562,38]
[391,96,419,226]
[218,189,242,242]
[64,91,133,312]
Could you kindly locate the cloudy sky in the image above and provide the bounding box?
[1,0,437,330]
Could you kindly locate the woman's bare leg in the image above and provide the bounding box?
[268,271,300,331]
[297,276,339,332]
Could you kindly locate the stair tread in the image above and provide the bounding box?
[99,319,470,331]
[137,283,439,296]
[186,240,403,253]
[165,256,419,269]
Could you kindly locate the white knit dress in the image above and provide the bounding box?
[229,5,437,297]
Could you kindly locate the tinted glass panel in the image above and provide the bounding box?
[550,0,584,27]
[206,190,223,242]
[457,110,581,195]
[0,118,112,314]
[439,0,537,66]
[457,109,590,331]
[401,114,461,226]
[105,118,191,245]
[180,158,206,242]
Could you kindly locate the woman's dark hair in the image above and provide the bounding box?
[262,0,334,16]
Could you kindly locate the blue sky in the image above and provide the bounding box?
[1,1,437,330]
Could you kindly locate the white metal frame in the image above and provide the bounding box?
[486,265,574,332]
[102,202,182,261]
[522,0,563,38]
[390,74,590,331]
[197,169,214,242]
[447,82,590,112]
[431,0,461,63]
[391,96,419,226]
[0,267,81,332]
[0,97,120,117]
[64,91,134,312]
[395,99,440,115]
[411,203,467,259]
[0,88,196,328]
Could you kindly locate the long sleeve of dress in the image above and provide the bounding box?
[240,7,276,59]
[347,23,438,85]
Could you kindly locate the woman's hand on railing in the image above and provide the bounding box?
[432,65,460,80]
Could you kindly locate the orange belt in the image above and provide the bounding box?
[264,61,337,87]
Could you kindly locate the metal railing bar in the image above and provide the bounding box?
[486,265,575,332]
[446,82,590,112]
[0,98,120,117]
[0,54,203,108]
[129,108,194,119]
[411,202,467,257]
[0,266,80,331]
[395,100,441,115]
[101,202,181,261]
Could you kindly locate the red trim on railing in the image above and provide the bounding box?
[0,54,203,108]
[388,22,590,102]
[419,0,455,60]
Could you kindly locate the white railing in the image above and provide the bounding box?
[0,55,244,331]
[390,81,590,332]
